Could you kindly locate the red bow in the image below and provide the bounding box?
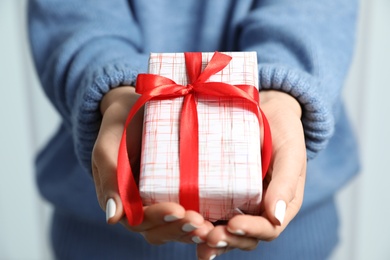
[117,52,272,226]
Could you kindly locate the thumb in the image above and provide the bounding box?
[92,115,124,224]
[92,87,142,225]
[92,103,126,224]
[259,90,306,227]
[262,145,306,227]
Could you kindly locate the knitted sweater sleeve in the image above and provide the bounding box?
[28,0,149,172]
[237,0,358,159]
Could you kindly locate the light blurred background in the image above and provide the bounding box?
[1,0,389,259]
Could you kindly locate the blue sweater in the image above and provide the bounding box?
[28,0,360,259]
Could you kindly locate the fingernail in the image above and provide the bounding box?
[215,241,228,248]
[191,236,204,244]
[106,198,116,223]
[164,215,181,222]
[182,223,198,232]
[209,255,217,260]
[275,200,286,225]
[227,227,246,236]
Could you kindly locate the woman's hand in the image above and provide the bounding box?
[197,90,307,260]
[91,86,213,245]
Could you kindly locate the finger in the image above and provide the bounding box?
[197,224,259,260]
[125,202,186,232]
[264,147,306,226]
[197,243,232,260]
[92,87,139,224]
[207,225,259,250]
[180,220,214,244]
[259,90,306,225]
[139,210,206,245]
[92,105,126,224]
[262,116,307,225]
[196,225,240,260]
[226,215,280,241]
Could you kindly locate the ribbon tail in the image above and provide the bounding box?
[179,93,200,212]
[118,94,153,226]
[260,109,272,179]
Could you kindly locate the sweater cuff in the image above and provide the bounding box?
[72,56,148,173]
[258,64,334,159]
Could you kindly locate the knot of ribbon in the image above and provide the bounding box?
[117,52,272,226]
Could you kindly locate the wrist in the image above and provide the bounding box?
[259,90,302,118]
[100,86,137,115]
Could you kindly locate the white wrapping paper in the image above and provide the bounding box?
[139,52,262,221]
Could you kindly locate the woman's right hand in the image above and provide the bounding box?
[91,86,213,245]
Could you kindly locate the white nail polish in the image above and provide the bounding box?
[227,227,245,236]
[182,223,197,232]
[209,254,217,260]
[106,198,116,223]
[191,236,204,244]
[164,215,180,222]
[215,241,228,248]
[275,200,287,225]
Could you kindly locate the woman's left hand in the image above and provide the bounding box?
[196,91,307,260]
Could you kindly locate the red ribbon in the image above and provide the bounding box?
[117,52,272,226]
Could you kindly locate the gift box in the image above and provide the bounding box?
[136,52,265,222]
